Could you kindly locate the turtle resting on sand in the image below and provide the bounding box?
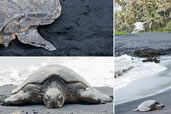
[132,100,164,112]
[4,65,112,108]
[0,0,61,51]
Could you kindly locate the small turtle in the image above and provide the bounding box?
[4,65,112,108]
[132,100,164,112]
[0,0,62,51]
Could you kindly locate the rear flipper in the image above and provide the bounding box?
[0,34,16,47]
[132,108,139,112]
[78,88,112,104]
[16,27,56,51]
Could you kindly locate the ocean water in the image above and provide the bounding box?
[115,55,167,89]
[115,55,171,104]
[0,57,114,87]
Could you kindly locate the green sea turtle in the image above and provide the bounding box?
[4,65,112,108]
[132,100,164,112]
[0,0,62,51]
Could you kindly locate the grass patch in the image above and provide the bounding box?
[115,31,129,35]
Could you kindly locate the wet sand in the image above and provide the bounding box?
[0,85,113,114]
[115,88,171,114]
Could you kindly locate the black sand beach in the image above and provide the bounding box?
[0,85,113,114]
[0,0,113,56]
[115,33,171,57]
[115,33,171,114]
[116,88,171,114]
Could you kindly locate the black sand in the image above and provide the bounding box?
[115,33,171,57]
[0,85,113,114]
[0,0,113,56]
[115,88,171,114]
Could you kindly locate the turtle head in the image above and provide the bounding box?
[43,88,65,108]
[154,103,164,110]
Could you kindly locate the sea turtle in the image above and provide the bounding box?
[4,65,112,108]
[132,100,164,112]
[0,0,62,51]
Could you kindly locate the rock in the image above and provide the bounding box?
[142,57,160,63]
[134,49,165,57]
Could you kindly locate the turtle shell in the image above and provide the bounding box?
[137,100,157,111]
[0,0,61,32]
[12,65,92,94]
[0,0,22,31]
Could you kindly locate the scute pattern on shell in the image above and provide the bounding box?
[0,0,61,51]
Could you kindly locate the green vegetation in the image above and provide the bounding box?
[115,31,129,34]
[115,0,171,33]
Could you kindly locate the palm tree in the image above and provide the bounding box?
[115,0,171,32]
[156,0,171,32]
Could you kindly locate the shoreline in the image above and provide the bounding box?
[0,85,113,114]
[116,85,171,105]
[115,55,171,106]
[116,75,171,105]
[116,87,171,114]
[115,33,171,57]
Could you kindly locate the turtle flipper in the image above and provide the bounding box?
[3,34,16,47]
[78,88,112,104]
[132,108,139,112]
[0,34,16,47]
[16,27,56,51]
[4,90,31,106]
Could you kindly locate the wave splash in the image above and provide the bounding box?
[115,55,167,89]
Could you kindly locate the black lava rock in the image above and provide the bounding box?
[115,33,171,57]
[142,57,160,63]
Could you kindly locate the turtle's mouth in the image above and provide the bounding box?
[45,100,64,108]
[43,95,65,108]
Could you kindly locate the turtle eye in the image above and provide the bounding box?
[58,94,62,99]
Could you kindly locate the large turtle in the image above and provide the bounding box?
[4,65,112,108]
[132,100,164,112]
[0,0,61,51]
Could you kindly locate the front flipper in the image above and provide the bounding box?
[5,84,43,106]
[16,27,56,51]
[78,88,112,104]
[5,90,31,106]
